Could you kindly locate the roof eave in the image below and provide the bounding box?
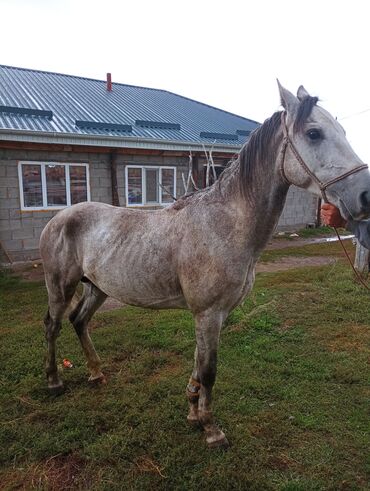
[0,129,242,154]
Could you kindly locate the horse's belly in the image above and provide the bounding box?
[84,269,187,310]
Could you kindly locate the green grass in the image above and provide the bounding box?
[260,239,354,263]
[295,225,336,238]
[0,242,369,490]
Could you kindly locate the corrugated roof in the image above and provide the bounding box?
[0,65,260,151]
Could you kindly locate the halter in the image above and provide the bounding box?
[279,111,368,203]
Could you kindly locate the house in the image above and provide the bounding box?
[0,65,318,262]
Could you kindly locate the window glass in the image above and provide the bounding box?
[161,168,175,203]
[127,167,142,204]
[45,164,67,206]
[22,165,43,207]
[70,165,88,204]
[145,168,159,203]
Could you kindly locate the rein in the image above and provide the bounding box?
[279,111,368,202]
[333,227,370,292]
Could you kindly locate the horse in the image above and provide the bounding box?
[40,82,370,448]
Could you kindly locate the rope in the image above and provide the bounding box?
[333,227,370,292]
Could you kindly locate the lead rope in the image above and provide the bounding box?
[333,227,370,292]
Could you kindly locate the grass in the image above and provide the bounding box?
[0,242,369,490]
[260,239,354,263]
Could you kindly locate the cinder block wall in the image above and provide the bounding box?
[0,148,318,263]
[0,149,189,262]
[277,186,318,230]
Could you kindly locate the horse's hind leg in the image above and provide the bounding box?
[69,280,107,383]
[44,274,78,394]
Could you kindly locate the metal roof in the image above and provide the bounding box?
[0,65,260,152]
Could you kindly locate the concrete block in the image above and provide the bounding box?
[9,209,22,219]
[33,227,46,239]
[21,222,38,232]
[8,188,20,199]
[0,229,11,240]
[0,166,6,177]
[1,238,23,251]
[0,219,10,231]
[23,238,40,249]
[99,177,112,187]
[12,228,34,239]
[0,198,20,209]
[0,188,7,198]
[9,219,24,230]
[0,209,9,219]
[1,177,18,188]
[93,168,110,178]
[6,166,18,177]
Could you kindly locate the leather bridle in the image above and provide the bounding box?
[279,111,368,203]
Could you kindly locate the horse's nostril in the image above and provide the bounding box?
[360,190,370,211]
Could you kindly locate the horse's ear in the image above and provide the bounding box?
[297,85,310,101]
[277,79,299,114]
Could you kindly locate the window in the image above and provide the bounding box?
[18,162,90,210]
[126,166,176,206]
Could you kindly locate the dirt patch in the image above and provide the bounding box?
[266,234,354,250]
[10,260,45,282]
[0,454,88,491]
[256,255,336,273]
[322,324,370,354]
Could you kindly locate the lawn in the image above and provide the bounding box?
[0,241,369,490]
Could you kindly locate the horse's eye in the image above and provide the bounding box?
[307,129,322,141]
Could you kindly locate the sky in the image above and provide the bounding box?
[2,0,370,160]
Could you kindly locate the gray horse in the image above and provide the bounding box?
[40,83,370,448]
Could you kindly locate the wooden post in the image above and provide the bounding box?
[354,240,370,275]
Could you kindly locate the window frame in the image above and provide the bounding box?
[125,165,176,207]
[18,161,90,211]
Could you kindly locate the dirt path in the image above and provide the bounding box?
[256,255,336,273]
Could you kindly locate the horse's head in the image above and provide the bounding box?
[278,82,370,220]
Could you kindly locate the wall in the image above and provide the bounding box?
[0,148,189,262]
[277,186,318,230]
[0,147,318,263]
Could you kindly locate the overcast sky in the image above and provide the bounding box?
[2,0,370,160]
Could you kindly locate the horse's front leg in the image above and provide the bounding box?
[186,346,201,424]
[189,309,229,449]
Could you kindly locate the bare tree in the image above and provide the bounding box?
[182,151,199,194]
[202,142,217,187]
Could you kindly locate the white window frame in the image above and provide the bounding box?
[125,165,176,207]
[18,161,91,211]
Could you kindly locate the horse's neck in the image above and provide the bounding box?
[218,156,289,255]
[246,174,289,254]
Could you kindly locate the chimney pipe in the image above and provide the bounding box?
[107,73,112,92]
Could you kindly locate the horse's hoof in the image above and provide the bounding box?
[48,383,65,396]
[206,433,230,450]
[88,374,107,386]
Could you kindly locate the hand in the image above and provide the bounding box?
[320,203,347,228]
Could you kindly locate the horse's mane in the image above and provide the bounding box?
[171,95,319,210]
[239,95,318,201]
